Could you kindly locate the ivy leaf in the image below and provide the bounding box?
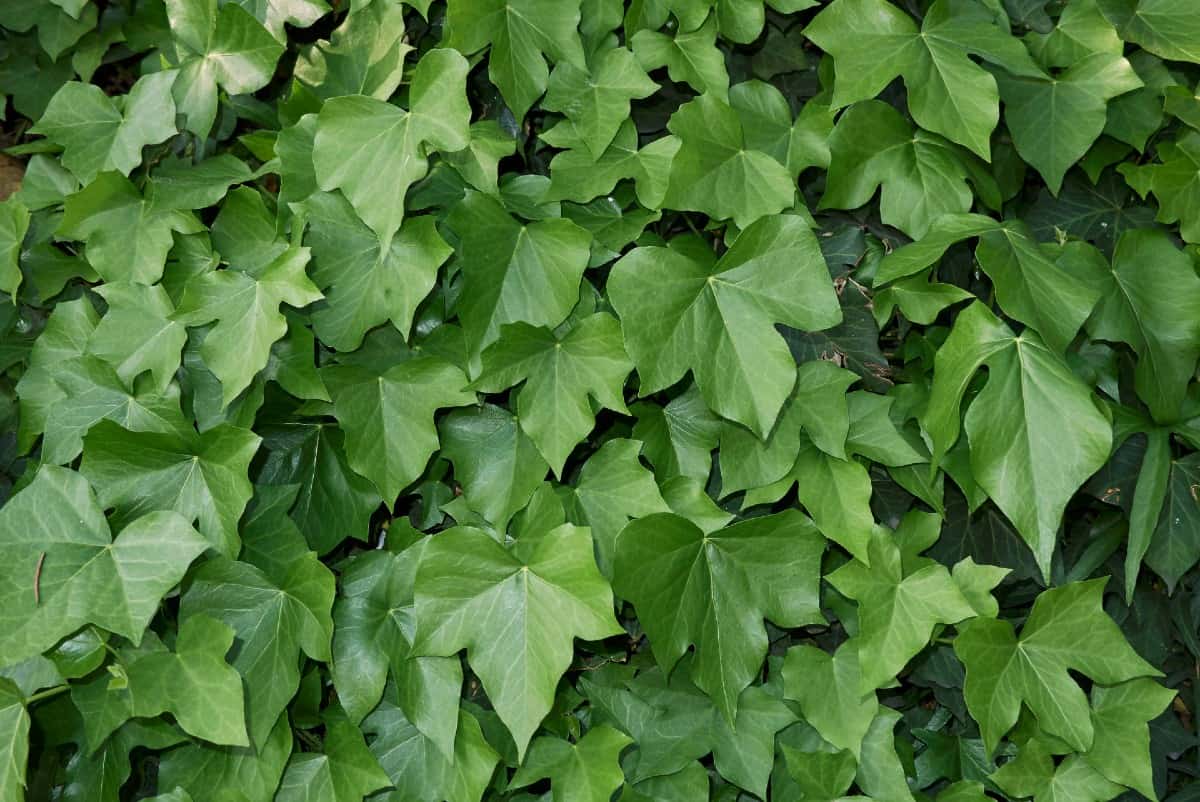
[782,643,877,758]
[875,213,1101,354]
[821,100,986,239]
[561,438,670,574]
[440,403,551,530]
[1119,132,1200,244]
[258,422,382,554]
[610,214,841,438]
[274,716,390,802]
[954,578,1162,755]
[630,13,729,99]
[234,0,329,41]
[583,664,795,796]
[826,524,978,693]
[166,0,284,138]
[294,2,407,100]
[31,71,177,184]
[326,356,476,502]
[661,92,796,228]
[0,466,208,669]
[79,420,259,558]
[996,53,1143,194]
[446,191,592,367]
[413,523,622,758]
[444,0,586,122]
[992,739,1123,802]
[1097,0,1200,64]
[72,614,249,749]
[181,539,335,749]
[0,680,29,802]
[632,383,721,483]
[300,192,453,352]
[476,314,633,476]
[1087,229,1200,423]
[313,48,470,247]
[0,196,29,297]
[59,172,202,284]
[157,713,293,802]
[332,546,462,756]
[924,302,1113,580]
[508,725,633,802]
[1084,677,1176,797]
[543,119,679,206]
[174,245,324,407]
[364,703,499,802]
[89,282,188,394]
[542,47,658,159]
[612,510,825,722]
[806,0,1044,159]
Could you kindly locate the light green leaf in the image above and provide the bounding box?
[332,545,462,756]
[0,680,29,802]
[613,510,824,722]
[993,739,1123,802]
[661,92,796,228]
[1087,228,1200,425]
[31,71,177,183]
[313,49,470,246]
[561,437,670,574]
[631,14,729,100]
[166,0,285,138]
[439,403,551,530]
[631,383,720,483]
[300,192,453,351]
[996,53,1143,193]
[782,643,877,758]
[174,245,324,407]
[0,466,208,669]
[274,716,390,802]
[476,314,632,475]
[821,100,985,238]
[827,525,977,692]
[954,578,1162,755]
[0,196,30,297]
[1084,678,1176,798]
[363,703,499,802]
[509,725,633,802]
[326,356,475,502]
[58,172,202,284]
[88,282,187,394]
[543,46,658,158]
[80,420,259,558]
[806,0,1045,159]
[157,713,293,802]
[446,191,591,367]
[413,523,622,758]
[1097,0,1200,64]
[72,615,248,749]
[294,1,405,98]
[610,214,841,437]
[875,213,1101,354]
[181,541,335,749]
[445,0,585,121]
[924,302,1113,580]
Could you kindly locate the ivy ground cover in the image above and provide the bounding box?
[0,0,1197,800]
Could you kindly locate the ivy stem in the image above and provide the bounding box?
[24,685,69,705]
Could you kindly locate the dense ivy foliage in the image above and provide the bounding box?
[0,0,1196,800]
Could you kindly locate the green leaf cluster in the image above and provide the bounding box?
[0,1,1194,802]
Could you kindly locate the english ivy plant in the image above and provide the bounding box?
[0,1,1197,801]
